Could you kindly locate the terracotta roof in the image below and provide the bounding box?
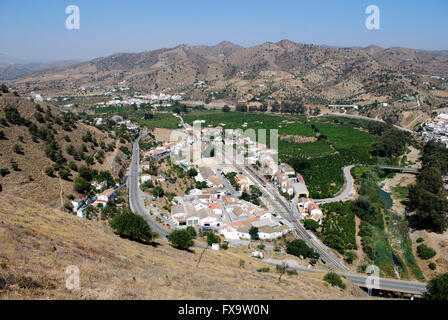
[233,207,246,216]
[100,188,115,197]
[207,175,222,186]
[208,203,222,210]
[308,203,321,212]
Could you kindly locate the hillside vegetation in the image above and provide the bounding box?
[0,92,131,206]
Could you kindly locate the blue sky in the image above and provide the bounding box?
[1,0,447,61]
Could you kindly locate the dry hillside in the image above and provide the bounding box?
[9,40,448,106]
[0,194,369,300]
[0,92,130,207]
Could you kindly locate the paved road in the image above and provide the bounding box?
[264,258,427,295]
[127,130,208,249]
[127,131,170,238]
[314,165,355,204]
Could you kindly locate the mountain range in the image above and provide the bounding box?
[5,40,448,106]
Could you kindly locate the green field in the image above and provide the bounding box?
[136,113,180,129]
[184,111,378,198]
[183,112,315,137]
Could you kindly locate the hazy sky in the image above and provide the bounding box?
[1,0,447,62]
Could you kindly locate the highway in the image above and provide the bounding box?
[264,258,427,295]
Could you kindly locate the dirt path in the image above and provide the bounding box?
[59,177,64,208]
[101,142,119,171]
[405,146,421,169]
[353,216,365,271]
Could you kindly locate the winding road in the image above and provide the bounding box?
[264,258,427,295]
[127,131,170,238]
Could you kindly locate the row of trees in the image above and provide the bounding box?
[409,141,448,233]
[368,122,409,159]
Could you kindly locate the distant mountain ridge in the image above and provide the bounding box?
[0,55,81,80]
[7,40,448,105]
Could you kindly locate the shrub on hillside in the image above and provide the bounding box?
[58,167,70,180]
[345,251,357,264]
[109,211,157,243]
[73,176,91,194]
[185,226,197,238]
[0,168,10,177]
[168,229,194,249]
[417,244,436,260]
[45,166,54,177]
[324,272,346,290]
[286,239,319,259]
[206,232,221,245]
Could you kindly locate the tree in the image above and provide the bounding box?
[0,131,6,140]
[78,165,93,181]
[187,168,198,178]
[304,219,320,231]
[249,226,259,241]
[45,166,54,177]
[0,168,10,177]
[271,101,280,113]
[58,167,70,180]
[417,244,437,260]
[73,176,91,194]
[34,112,45,123]
[0,84,9,93]
[109,211,157,243]
[286,239,319,259]
[222,105,231,112]
[276,263,288,283]
[168,229,194,249]
[152,185,164,198]
[66,144,76,156]
[235,104,248,112]
[13,144,23,154]
[323,272,346,289]
[345,251,357,264]
[424,273,448,300]
[185,226,197,238]
[68,160,78,172]
[206,232,220,245]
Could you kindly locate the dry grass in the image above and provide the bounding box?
[0,193,368,300]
